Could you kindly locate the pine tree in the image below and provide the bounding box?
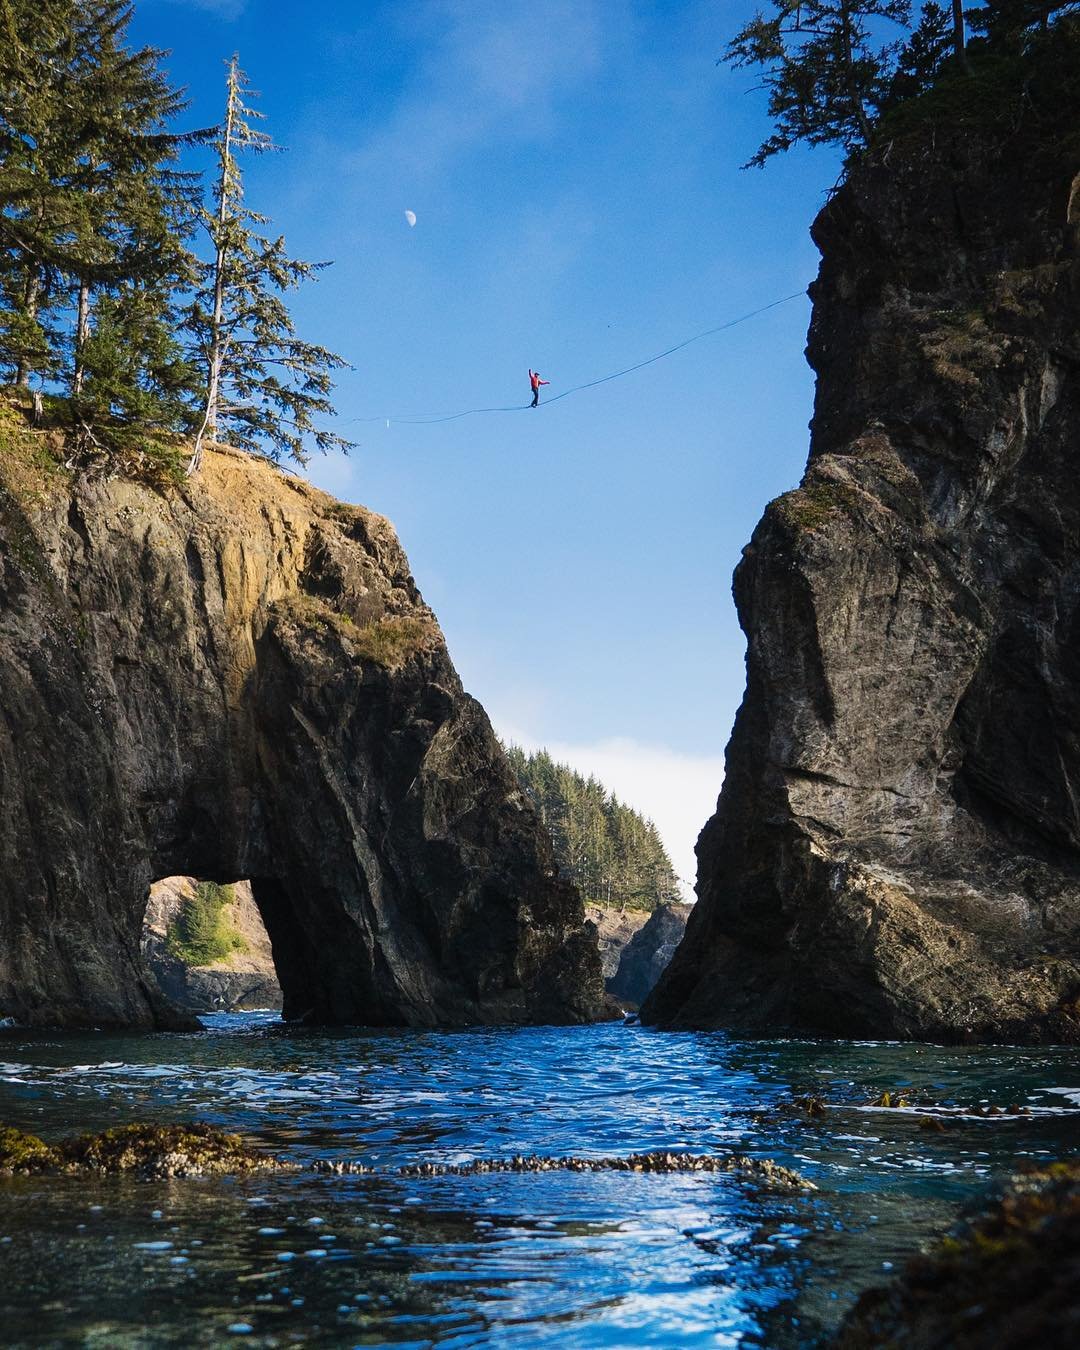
[64,4,208,446]
[184,55,352,474]
[507,746,682,910]
[724,1,914,166]
[968,0,1079,49]
[0,0,205,442]
[0,0,77,387]
[885,2,954,104]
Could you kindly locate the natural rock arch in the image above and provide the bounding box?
[0,445,604,1028]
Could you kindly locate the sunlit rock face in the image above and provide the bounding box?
[584,906,651,981]
[141,878,281,1013]
[647,77,1080,1042]
[0,446,606,1029]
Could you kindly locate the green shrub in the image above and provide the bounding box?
[165,882,247,967]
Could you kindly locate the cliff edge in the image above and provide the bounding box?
[0,435,605,1028]
[646,40,1080,1041]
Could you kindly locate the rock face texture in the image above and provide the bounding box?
[608,903,692,1009]
[142,877,282,1013]
[646,73,1080,1040]
[584,905,651,981]
[0,441,605,1028]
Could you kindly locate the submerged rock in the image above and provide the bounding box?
[607,902,692,1007]
[0,1122,289,1178]
[0,440,606,1029]
[395,1151,815,1191]
[831,1163,1080,1348]
[646,32,1080,1042]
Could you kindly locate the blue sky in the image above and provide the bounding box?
[134,0,842,889]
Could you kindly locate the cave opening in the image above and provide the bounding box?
[140,875,283,1015]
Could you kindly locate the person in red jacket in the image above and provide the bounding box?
[529,368,550,407]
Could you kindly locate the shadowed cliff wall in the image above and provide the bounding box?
[646,39,1080,1042]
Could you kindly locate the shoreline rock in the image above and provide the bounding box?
[645,47,1080,1042]
[312,1151,815,1192]
[0,442,607,1030]
[0,1123,291,1179]
[608,903,692,1008]
[830,1162,1080,1348]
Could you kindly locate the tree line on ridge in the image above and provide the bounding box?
[506,747,683,912]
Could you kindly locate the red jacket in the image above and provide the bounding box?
[529,371,549,391]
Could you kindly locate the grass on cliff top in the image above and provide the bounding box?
[287,595,437,669]
[0,389,188,490]
[165,882,247,968]
[0,400,69,508]
[350,614,436,668]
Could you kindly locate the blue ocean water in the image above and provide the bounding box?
[0,1015,1077,1347]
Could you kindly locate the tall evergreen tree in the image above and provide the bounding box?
[885,2,953,103]
[184,55,352,474]
[0,0,205,435]
[968,0,1079,48]
[0,0,77,386]
[64,4,208,446]
[725,1,913,166]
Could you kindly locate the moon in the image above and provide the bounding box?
[404,209,417,227]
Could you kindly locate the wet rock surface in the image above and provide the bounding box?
[830,1162,1080,1349]
[0,1122,289,1178]
[647,66,1080,1041]
[390,1152,814,1190]
[0,444,606,1029]
[608,902,692,1007]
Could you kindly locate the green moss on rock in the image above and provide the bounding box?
[831,1161,1080,1347]
[0,1126,59,1173]
[0,1122,289,1179]
[772,480,860,533]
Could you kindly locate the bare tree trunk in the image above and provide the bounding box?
[72,279,90,395]
[15,269,40,388]
[840,2,873,145]
[952,0,972,74]
[189,57,238,476]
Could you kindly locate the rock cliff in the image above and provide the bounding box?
[583,905,651,980]
[0,435,606,1028]
[608,903,691,1009]
[646,53,1080,1041]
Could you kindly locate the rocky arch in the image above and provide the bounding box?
[0,444,604,1029]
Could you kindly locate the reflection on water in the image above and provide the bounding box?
[0,1016,1077,1347]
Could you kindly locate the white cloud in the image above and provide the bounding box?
[345,0,621,189]
[495,721,724,901]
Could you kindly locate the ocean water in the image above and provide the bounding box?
[0,1015,1077,1348]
